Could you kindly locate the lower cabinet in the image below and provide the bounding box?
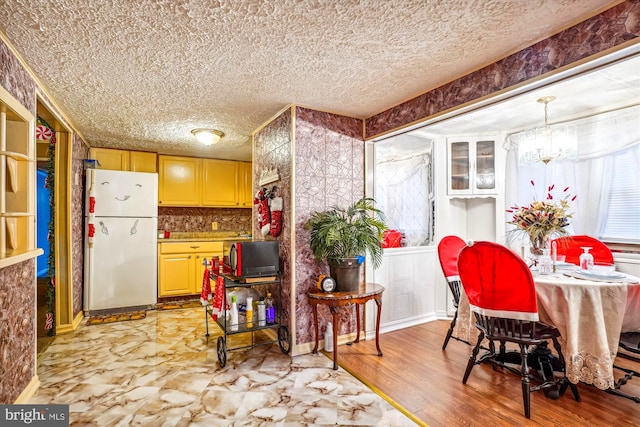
[158,241,223,297]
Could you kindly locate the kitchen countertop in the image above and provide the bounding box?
[158,231,252,243]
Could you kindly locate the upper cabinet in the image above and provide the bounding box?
[202,159,238,207]
[0,85,40,267]
[129,151,158,172]
[158,155,252,208]
[89,148,157,172]
[238,162,253,208]
[158,156,201,206]
[447,137,497,196]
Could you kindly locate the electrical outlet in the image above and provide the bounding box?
[211,221,218,231]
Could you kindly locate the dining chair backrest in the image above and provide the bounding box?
[458,241,538,321]
[438,235,466,283]
[551,235,614,265]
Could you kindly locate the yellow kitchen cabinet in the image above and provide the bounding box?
[201,159,239,207]
[158,241,223,297]
[89,148,157,172]
[129,151,157,172]
[238,161,253,208]
[158,156,201,206]
[159,253,194,296]
[89,148,130,171]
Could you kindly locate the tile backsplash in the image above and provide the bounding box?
[158,207,252,233]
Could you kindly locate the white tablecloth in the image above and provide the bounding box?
[454,270,640,390]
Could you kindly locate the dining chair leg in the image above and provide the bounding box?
[463,330,484,384]
[519,344,532,419]
[442,309,458,350]
[551,337,581,402]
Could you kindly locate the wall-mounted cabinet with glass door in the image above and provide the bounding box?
[447,137,497,196]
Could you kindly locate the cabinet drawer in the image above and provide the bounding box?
[159,241,223,254]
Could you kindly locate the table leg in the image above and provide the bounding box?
[375,296,383,356]
[311,302,319,354]
[330,307,339,370]
[355,303,361,343]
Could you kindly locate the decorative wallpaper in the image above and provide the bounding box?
[365,0,640,138]
[0,260,35,403]
[0,39,36,115]
[158,207,251,234]
[253,108,293,337]
[72,134,89,318]
[293,107,365,346]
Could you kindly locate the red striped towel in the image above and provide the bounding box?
[210,275,226,321]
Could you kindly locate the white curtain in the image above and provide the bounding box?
[374,134,434,247]
[506,105,640,237]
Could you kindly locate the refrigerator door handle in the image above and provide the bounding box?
[130,219,139,235]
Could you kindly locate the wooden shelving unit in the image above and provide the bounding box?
[0,86,41,268]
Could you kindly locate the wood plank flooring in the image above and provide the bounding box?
[334,320,640,426]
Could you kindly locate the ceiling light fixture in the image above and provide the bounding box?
[517,96,578,165]
[191,128,224,145]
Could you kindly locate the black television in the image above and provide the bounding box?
[229,241,280,278]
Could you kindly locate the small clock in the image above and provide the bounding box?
[317,275,337,292]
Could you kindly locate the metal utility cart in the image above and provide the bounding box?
[206,273,290,367]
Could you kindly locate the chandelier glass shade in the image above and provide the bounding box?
[516,96,578,166]
[191,128,224,145]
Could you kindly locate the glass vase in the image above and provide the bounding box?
[529,233,551,257]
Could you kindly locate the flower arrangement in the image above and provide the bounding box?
[507,181,576,255]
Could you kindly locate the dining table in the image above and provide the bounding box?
[454,265,640,390]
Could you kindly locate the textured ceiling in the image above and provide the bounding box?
[0,0,622,160]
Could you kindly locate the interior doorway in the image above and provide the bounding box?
[36,97,73,355]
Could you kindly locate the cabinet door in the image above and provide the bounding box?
[159,253,194,296]
[158,156,201,206]
[447,140,471,194]
[473,139,496,194]
[130,151,157,173]
[201,159,238,207]
[238,162,253,208]
[90,148,130,171]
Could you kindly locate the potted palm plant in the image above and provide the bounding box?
[304,197,388,292]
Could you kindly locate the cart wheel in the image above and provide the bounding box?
[278,325,290,354]
[217,336,227,367]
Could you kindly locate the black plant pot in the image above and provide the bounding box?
[329,258,361,292]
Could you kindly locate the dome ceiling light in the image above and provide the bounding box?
[191,128,224,145]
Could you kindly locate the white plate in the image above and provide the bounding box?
[581,270,625,280]
[566,270,627,282]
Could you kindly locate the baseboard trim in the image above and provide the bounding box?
[72,311,84,330]
[292,332,358,356]
[14,375,40,403]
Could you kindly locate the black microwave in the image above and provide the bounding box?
[229,241,280,278]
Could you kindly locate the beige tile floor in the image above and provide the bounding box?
[30,307,418,426]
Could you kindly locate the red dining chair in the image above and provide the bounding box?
[437,235,468,350]
[551,235,613,265]
[458,241,580,419]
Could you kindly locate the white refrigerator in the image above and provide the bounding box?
[84,169,158,314]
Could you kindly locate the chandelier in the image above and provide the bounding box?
[517,96,578,166]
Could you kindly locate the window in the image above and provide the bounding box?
[599,146,640,243]
[372,134,434,247]
[506,105,640,246]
